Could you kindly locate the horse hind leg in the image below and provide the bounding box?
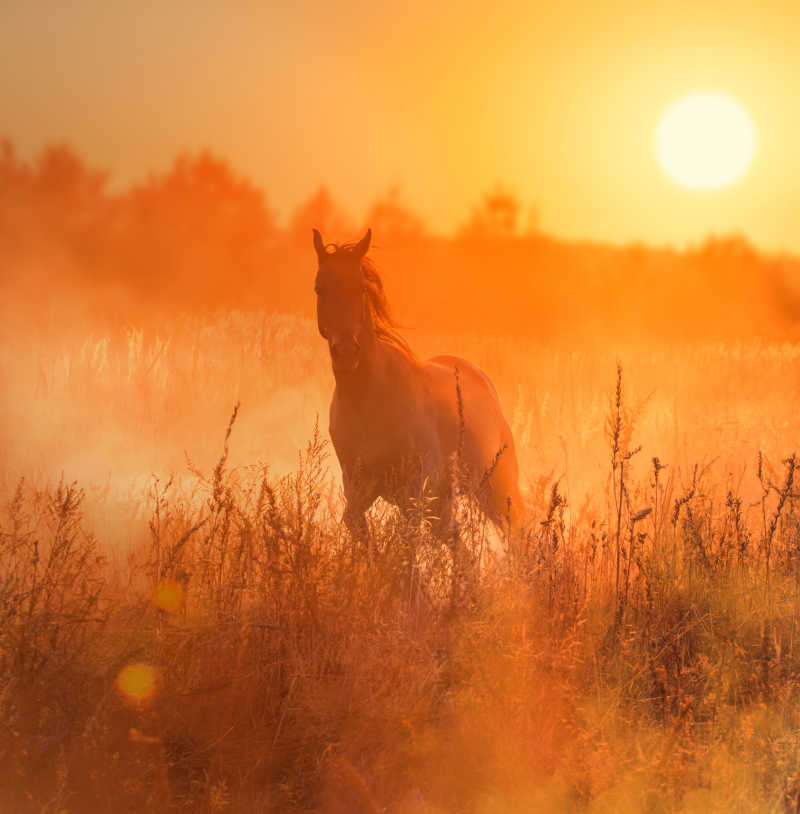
[482,451,525,535]
[486,484,523,535]
[429,492,471,606]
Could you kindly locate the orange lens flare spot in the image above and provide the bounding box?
[116,663,157,703]
[151,578,184,612]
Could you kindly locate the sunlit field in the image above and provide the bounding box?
[4,309,800,812]
[7,0,800,806]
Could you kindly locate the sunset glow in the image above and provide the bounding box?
[6,1,800,810]
[655,92,757,191]
[4,1,800,248]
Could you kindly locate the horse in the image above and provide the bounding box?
[313,227,523,543]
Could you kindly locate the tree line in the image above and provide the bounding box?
[1,140,798,342]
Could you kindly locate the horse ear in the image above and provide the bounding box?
[312,229,326,262]
[354,228,372,258]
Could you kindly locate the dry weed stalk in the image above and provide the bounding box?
[606,364,647,635]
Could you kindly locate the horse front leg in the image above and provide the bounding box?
[343,502,369,548]
[341,471,378,556]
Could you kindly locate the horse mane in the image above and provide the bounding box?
[326,242,417,360]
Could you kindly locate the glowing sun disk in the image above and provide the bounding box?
[655,92,756,191]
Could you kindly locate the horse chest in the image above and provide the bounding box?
[330,392,440,479]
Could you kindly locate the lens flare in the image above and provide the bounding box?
[116,663,157,703]
[152,578,184,613]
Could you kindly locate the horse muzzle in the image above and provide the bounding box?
[330,336,361,374]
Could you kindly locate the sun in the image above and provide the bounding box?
[655,91,756,191]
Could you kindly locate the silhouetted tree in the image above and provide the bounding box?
[288,186,354,248]
[363,187,425,244]
[116,151,276,308]
[459,185,521,239]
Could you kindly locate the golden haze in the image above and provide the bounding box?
[4,0,800,807]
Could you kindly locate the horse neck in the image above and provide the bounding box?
[332,315,394,399]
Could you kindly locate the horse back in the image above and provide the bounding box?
[423,356,514,467]
[426,355,500,399]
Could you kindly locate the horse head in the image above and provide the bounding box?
[313,228,372,375]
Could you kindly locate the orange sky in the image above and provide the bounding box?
[2,0,799,251]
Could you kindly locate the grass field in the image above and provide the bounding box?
[3,311,800,812]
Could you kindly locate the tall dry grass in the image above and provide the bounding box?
[3,313,800,811]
